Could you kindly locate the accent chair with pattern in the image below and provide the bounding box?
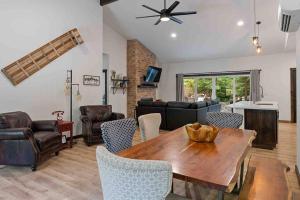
[138,113,161,142]
[96,146,190,200]
[206,112,243,129]
[100,118,136,153]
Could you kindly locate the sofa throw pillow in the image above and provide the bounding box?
[0,116,10,129]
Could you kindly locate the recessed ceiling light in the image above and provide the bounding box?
[237,20,245,27]
[171,33,177,38]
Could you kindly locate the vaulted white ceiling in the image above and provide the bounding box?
[104,0,296,63]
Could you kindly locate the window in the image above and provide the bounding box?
[197,78,212,101]
[216,76,233,104]
[235,76,250,102]
[183,72,250,108]
[183,78,196,102]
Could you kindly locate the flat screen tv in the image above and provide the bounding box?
[144,66,162,83]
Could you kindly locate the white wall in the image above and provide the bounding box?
[0,0,103,135]
[159,52,296,121]
[103,23,127,116]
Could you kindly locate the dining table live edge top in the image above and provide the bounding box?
[118,127,257,191]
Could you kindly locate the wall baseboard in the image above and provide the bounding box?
[296,165,300,186]
[73,135,83,139]
[278,120,292,123]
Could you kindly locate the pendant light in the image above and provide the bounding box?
[252,0,262,54]
[252,36,259,46]
[255,21,262,54]
[252,0,258,46]
[256,45,262,54]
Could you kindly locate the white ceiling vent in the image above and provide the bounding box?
[278,0,300,32]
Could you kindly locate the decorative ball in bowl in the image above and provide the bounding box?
[185,123,219,143]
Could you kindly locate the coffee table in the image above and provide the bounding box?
[118,127,256,200]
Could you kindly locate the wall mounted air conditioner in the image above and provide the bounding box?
[278,0,300,32]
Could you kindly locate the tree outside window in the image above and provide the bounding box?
[182,74,250,106]
[236,76,250,101]
[197,78,212,101]
[216,76,233,104]
[183,78,195,102]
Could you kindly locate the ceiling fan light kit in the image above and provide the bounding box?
[161,15,170,22]
[136,0,197,25]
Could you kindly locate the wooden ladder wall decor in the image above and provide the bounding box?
[1,28,84,86]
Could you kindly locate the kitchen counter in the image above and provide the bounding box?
[227,101,279,111]
[226,101,279,150]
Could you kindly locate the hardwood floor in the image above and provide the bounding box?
[250,123,299,192]
[0,123,299,199]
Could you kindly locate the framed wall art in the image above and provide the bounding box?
[83,75,100,86]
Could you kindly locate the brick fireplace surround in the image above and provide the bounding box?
[127,40,158,118]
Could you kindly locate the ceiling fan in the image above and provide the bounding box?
[136,0,197,25]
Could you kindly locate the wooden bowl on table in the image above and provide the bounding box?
[185,123,219,143]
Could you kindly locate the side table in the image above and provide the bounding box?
[57,120,74,148]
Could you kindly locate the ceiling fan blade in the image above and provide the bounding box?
[167,1,180,13]
[170,16,183,24]
[142,5,162,14]
[136,15,161,19]
[154,18,161,25]
[100,0,118,6]
[170,11,197,16]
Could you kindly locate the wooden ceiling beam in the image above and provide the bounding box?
[100,0,118,6]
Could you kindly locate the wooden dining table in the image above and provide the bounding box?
[118,127,256,200]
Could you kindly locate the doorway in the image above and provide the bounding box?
[290,68,296,123]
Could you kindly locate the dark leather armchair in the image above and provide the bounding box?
[0,111,62,171]
[80,105,125,146]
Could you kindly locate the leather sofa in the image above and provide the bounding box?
[136,100,221,130]
[0,111,62,171]
[80,105,125,146]
[207,101,221,112]
[136,101,168,130]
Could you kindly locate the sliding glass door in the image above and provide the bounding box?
[216,76,234,105]
[197,78,212,101]
[183,74,250,108]
[235,76,250,102]
[183,78,196,102]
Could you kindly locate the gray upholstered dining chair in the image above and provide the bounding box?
[96,146,190,200]
[206,112,243,129]
[100,118,136,153]
[138,113,161,142]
